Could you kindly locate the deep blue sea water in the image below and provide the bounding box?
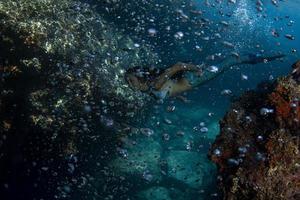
[99,1,300,200]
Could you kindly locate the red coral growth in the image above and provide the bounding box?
[209,61,300,200]
[210,149,233,172]
[268,80,300,128]
[269,84,291,120]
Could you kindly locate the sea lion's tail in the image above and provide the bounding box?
[188,52,286,88]
[242,53,286,65]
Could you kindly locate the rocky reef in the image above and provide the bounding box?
[209,61,300,200]
[0,0,158,199]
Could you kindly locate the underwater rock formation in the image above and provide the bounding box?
[0,0,158,199]
[0,0,159,152]
[0,0,158,114]
[209,61,300,200]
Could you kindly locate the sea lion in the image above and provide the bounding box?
[125,53,285,100]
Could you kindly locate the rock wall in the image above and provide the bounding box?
[0,0,158,199]
[0,0,160,151]
[209,61,300,200]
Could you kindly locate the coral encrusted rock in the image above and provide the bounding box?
[209,60,300,200]
[0,0,158,199]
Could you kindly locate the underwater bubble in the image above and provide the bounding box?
[174,31,184,39]
[202,36,210,41]
[256,152,266,161]
[257,6,263,12]
[193,126,199,131]
[220,21,229,26]
[195,45,203,52]
[164,118,172,125]
[290,103,297,108]
[162,133,170,141]
[63,185,71,193]
[186,141,192,151]
[140,128,154,137]
[211,193,219,197]
[68,163,75,174]
[287,20,294,26]
[241,74,248,80]
[207,65,219,73]
[285,34,295,40]
[238,146,248,154]
[271,29,280,38]
[227,158,239,166]
[134,43,140,48]
[257,135,264,141]
[214,33,222,39]
[83,105,92,113]
[222,41,235,48]
[176,131,185,137]
[166,105,176,112]
[148,28,157,36]
[199,122,205,127]
[100,116,114,127]
[221,89,232,95]
[206,55,215,61]
[208,112,214,117]
[231,52,240,58]
[213,148,221,156]
[41,166,49,171]
[142,170,153,182]
[117,148,128,158]
[245,116,252,123]
[200,127,209,133]
[260,108,274,116]
[271,0,278,6]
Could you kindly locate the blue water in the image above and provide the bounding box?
[75,1,300,199]
[97,1,300,200]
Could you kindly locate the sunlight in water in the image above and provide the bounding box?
[234,0,257,30]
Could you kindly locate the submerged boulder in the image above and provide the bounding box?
[209,61,300,200]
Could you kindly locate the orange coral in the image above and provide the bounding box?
[269,84,300,121]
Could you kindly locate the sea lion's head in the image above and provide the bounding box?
[125,66,150,92]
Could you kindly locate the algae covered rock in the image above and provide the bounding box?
[0,0,158,119]
[0,0,159,155]
[209,61,300,200]
[0,0,158,199]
